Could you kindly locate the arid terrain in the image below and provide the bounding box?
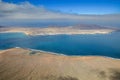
[0,25,116,35]
[0,48,120,80]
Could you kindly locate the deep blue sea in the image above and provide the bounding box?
[0,32,120,58]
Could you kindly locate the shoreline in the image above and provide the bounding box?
[0,31,114,36]
[0,27,115,36]
[1,47,120,60]
[0,47,120,80]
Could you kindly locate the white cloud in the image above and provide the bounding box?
[0,1,120,21]
[0,1,80,19]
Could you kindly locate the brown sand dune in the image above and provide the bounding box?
[0,48,120,80]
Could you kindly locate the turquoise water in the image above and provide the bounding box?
[0,32,120,58]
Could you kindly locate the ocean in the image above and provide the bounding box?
[0,32,120,58]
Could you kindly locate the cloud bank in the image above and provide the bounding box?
[0,0,120,26]
[0,1,89,20]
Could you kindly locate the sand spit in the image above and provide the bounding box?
[0,27,115,36]
[0,48,120,80]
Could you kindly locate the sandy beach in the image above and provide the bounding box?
[0,48,120,80]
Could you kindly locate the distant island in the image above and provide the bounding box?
[0,24,116,35]
[0,48,120,80]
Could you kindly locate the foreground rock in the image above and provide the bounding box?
[0,48,120,80]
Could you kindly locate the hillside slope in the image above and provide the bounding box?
[0,48,120,80]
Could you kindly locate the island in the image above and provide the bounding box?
[0,24,116,35]
[0,48,120,80]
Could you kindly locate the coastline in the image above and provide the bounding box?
[0,47,120,80]
[0,27,115,36]
[1,47,120,60]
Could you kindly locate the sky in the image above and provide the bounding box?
[2,0,120,14]
[0,0,120,27]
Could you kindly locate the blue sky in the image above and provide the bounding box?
[0,0,120,26]
[2,0,120,14]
